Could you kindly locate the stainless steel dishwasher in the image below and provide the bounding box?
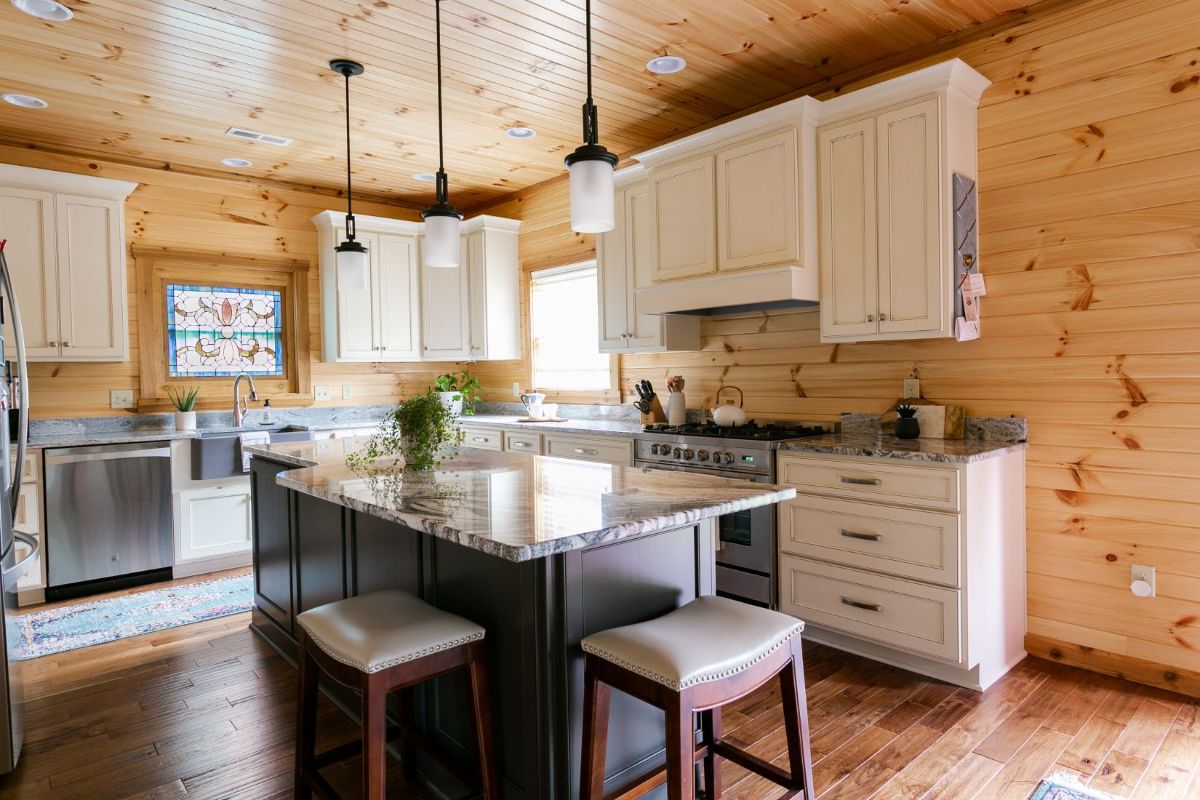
[44,442,174,595]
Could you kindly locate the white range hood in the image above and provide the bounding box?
[635,265,819,315]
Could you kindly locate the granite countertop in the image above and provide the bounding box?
[25,420,386,450]
[246,437,795,562]
[776,433,1027,463]
[458,415,642,438]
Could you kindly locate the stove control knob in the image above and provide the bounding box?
[696,449,709,462]
[672,447,683,459]
[718,451,734,464]
[681,448,695,460]
[650,444,663,455]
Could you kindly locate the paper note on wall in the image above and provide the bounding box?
[955,318,980,342]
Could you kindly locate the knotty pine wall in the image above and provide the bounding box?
[0,144,524,418]
[482,0,1200,688]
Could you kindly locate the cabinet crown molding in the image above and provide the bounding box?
[460,214,522,233]
[633,96,821,167]
[818,58,991,127]
[0,163,137,199]
[310,209,421,235]
[613,163,647,188]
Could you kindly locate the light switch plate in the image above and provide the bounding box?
[903,378,921,399]
[110,389,134,409]
[342,385,353,400]
[1131,564,1156,597]
[314,385,332,402]
[513,382,521,398]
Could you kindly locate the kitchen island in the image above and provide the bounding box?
[246,437,795,800]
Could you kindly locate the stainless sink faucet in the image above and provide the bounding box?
[232,372,259,428]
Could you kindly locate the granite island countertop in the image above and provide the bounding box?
[246,437,795,562]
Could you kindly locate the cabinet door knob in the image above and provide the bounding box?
[865,314,875,323]
[879,313,887,321]
[48,341,57,347]
[62,341,71,347]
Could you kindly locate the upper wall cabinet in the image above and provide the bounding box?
[598,172,699,353]
[0,165,136,362]
[314,213,422,363]
[817,60,990,342]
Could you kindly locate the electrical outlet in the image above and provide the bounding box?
[1131,564,1156,597]
[513,382,521,398]
[342,385,353,400]
[314,385,332,402]
[903,378,921,399]
[110,389,134,410]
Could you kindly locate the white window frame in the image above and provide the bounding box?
[527,261,617,398]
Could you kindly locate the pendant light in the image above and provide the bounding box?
[330,58,368,292]
[565,0,618,233]
[421,0,463,268]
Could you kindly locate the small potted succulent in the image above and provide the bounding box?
[347,390,465,472]
[166,385,200,431]
[433,371,483,417]
[894,404,921,439]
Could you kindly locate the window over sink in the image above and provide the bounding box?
[529,263,612,391]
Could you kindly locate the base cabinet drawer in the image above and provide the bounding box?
[544,435,633,466]
[503,431,544,454]
[462,427,503,451]
[14,532,44,593]
[780,495,960,586]
[778,454,959,511]
[780,554,961,663]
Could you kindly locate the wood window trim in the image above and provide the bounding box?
[133,245,312,411]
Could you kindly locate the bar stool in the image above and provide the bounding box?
[294,590,498,800]
[579,596,814,800]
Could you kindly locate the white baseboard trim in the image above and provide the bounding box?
[173,552,252,579]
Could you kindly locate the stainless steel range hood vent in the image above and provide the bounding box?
[634,265,819,315]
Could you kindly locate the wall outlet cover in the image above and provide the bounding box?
[1131,564,1156,597]
[341,385,353,400]
[110,389,135,409]
[513,382,521,397]
[903,378,921,399]
[314,385,333,402]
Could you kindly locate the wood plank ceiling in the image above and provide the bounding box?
[0,0,1038,210]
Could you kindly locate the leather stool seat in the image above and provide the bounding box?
[298,590,485,674]
[581,595,804,691]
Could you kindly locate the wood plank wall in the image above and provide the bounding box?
[481,0,1200,688]
[0,144,524,418]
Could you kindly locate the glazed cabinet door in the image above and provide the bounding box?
[596,189,632,352]
[334,228,382,361]
[876,97,944,336]
[818,117,879,340]
[421,236,471,360]
[0,187,61,359]
[716,129,800,272]
[376,233,421,360]
[54,194,126,360]
[648,155,716,282]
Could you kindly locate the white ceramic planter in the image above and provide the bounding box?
[175,410,197,431]
[438,391,464,417]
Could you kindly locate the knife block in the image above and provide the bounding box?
[639,396,667,424]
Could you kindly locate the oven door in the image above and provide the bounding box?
[634,461,774,574]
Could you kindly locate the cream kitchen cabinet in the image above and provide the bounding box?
[817,61,990,342]
[421,235,471,360]
[647,155,717,282]
[314,212,422,362]
[0,165,135,362]
[597,174,699,353]
[715,129,804,272]
[543,433,633,466]
[776,447,1025,691]
[176,482,253,563]
[12,449,44,604]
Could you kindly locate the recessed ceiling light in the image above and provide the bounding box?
[221,157,252,168]
[2,93,48,109]
[11,0,73,21]
[505,126,537,139]
[412,172,436,182]
[647,54,687,75]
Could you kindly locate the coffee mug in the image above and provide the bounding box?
[541,403,558,420]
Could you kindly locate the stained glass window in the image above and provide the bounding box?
[167,284,284,377]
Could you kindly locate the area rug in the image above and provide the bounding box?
[13,572,253,660]
[1030,773,1119,800]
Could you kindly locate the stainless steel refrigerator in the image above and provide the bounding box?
[0,240,36,775]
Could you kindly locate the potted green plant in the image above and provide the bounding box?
[894,404,921,439]
[347,390,465,472]
[433,371,483,417]
[166,385,200,431]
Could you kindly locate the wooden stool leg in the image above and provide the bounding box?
[466,653,500,800]
[361,673,389,800]
[396,685,418,782]
[295,636,319,800]
[779,640,815,797]
[665,691,695,800]
[701,707,722,800]
[579,656,612,800]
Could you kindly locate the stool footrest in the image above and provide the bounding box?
[711,741,806,795]
[602,744,711,800]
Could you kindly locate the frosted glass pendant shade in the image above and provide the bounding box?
[423,213,462,268]
[568,158,616,233]
[335,243,368,292]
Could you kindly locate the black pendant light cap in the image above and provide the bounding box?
[335,238,368,254]
[421,201,464,220]
[565,142,618,168]
[329,59,365,77]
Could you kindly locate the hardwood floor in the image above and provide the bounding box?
[2,579,1199,799]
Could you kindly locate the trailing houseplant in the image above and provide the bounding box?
[432,370,483,416]
[346,390,465,472]
[166,385,200,431]
[894,404,921,440]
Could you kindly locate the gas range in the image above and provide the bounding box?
[636,421,831,477]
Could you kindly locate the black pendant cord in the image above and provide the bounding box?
[434,0,449,206]
[342,68,356,241]
[582,0,597,146]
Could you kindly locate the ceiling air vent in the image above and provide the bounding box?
[224,127,293,147]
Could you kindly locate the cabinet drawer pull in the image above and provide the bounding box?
[471,436,490,443]
[839,476,881,486]
[840,529,881,542]
[512,442,530,448]
[841,597,882,612]
[574,448,598,455]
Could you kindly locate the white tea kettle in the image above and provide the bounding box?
[711,386,746,427]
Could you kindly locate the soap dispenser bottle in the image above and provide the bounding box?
[260,399,274,425]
